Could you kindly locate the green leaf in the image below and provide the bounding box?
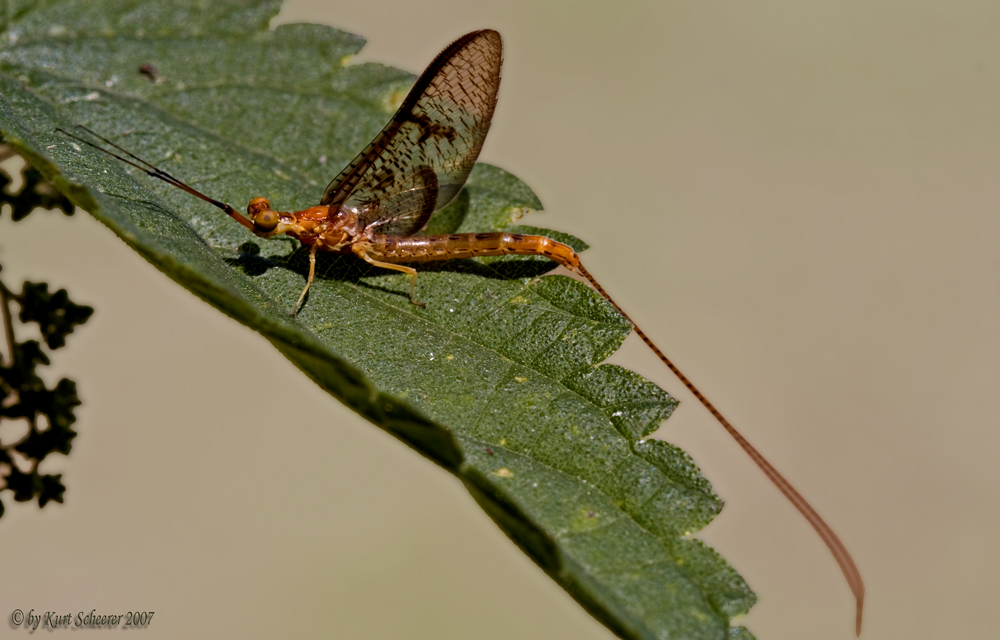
[0,2,756,638]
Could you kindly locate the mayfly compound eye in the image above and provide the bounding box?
[247,197,271,216]
[252,209,279,232]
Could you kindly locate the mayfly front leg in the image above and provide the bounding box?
[290,244,320,317]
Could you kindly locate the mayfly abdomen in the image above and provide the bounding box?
[368,232,582,271]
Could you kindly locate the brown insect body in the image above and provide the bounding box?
[246,193,582,308]
[370,231,581,266]
[247,199,357,251]
[248,196,580,266]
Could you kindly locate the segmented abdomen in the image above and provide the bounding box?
[368,232,581,271]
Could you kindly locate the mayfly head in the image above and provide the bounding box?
[247,197,280,234]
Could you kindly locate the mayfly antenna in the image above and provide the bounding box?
[54,125,256,232]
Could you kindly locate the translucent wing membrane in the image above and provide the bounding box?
[320,29,502,237]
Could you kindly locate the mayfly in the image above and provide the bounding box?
[58,29,864,634]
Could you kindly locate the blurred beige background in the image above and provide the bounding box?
[3,1,998,638]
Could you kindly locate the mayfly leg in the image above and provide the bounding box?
[290,244,320,317]
[352,243,426,307]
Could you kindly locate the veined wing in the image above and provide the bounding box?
[320,30,502,237]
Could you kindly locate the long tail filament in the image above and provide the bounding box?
[573,263,864,636]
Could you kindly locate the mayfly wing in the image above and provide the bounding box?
[320,29,502,237]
